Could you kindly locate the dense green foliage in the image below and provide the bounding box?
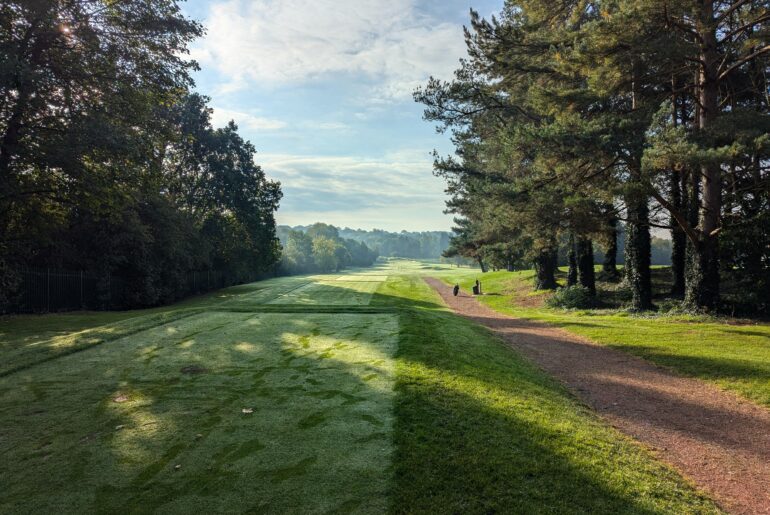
[1,261,721,513]
[416,0,769,314]
[547,285,598,309]
[277,223,378,274]
[0,1,282,309]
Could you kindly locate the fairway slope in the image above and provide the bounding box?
[1,263,724,514]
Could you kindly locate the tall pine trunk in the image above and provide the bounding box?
[601,218,620,282]
[686,3,721,311]
[625,196,653,310]
[576,237,596,295]
[534,247,557,290]
[567,233,578,286]
[670,169,686,296]
[624,61,652,310]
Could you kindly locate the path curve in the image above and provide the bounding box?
[425,278,770,515]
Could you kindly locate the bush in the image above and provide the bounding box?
[546,285,597,309]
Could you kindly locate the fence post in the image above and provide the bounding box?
[47,268,50,312]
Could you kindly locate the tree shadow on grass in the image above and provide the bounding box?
[607,344,770,382]
[717,328,770,339]
[391,308,718,514]
[450,309,770,452]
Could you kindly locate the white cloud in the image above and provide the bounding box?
[258,151,442,199]
[191,0,467,100]
[301,121,352,131]
[257,151,453,230]
[210,107,287,130]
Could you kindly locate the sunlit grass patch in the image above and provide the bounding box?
[267,280,381,306]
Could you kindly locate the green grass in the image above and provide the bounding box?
[438,268,770,409]
[0,261,721,513]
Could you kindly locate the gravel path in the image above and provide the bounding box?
[425,278,770,515]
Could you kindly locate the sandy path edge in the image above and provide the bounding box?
[425,277,770,515]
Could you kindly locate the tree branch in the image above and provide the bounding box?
[718,45,770,81]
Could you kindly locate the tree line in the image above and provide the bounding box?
[278,223,379,274]
[280,225,453,260]
[0,1,281,309]
[416,1,768,312]
[338,227,452,260]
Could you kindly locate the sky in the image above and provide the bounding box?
[181,0,504,232]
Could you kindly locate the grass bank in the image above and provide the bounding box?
[438,268,770,409]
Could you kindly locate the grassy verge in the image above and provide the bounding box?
[377,274,718,514]
[438,269,770,409]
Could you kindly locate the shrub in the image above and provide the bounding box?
[546,285,597,309]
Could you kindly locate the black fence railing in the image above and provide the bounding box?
[10,268,238,314]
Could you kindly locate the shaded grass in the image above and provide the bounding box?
[383,274,718,514]
[0,309,201,377]
[438,269,770,409]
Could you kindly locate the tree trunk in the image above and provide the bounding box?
[623,60,651,310]
[477,256,488,273]
[670,170,686,296]
[686,3,721,311]
[576,237,596,295]
[600,218,620,282]
[625,196,653,310]
[567,233,578,287]
[534,248,557,290]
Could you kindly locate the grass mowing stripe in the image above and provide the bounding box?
[0,309,203,378]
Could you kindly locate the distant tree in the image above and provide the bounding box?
[282,230,314,274]
[313,237,340,273]
[307,223,340,240]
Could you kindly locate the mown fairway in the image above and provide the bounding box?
[1,261,721,513]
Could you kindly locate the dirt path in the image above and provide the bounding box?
[425,278,770,515]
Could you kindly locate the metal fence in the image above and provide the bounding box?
[11,268,232,314]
